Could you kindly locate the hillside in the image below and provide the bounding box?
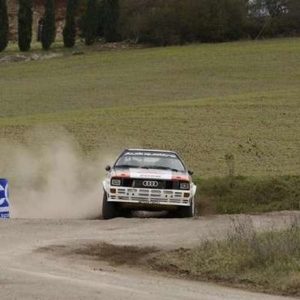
[0,38,299,177]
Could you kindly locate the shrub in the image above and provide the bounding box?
[0,0,9,52]
[84,0,98,45]
[18,0,33,52]
[41,0,56,50]
[103,0,120,42]
[119,0,248,45]
[63,0,78,47]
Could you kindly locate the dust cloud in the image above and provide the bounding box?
[0,127,117,219]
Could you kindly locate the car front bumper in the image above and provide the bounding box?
[107,187,192,206]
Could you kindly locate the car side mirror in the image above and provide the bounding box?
[105,165,111,172]
[188,170,194,176]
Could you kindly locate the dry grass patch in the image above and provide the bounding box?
[152,218,300,296]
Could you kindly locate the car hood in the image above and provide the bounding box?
[111,168,190,181]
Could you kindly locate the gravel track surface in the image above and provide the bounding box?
[1,211,299,300]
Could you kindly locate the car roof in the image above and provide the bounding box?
[125,148,177,154]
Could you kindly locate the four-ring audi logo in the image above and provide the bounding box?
[143,180,159,187]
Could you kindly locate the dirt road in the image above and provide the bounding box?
[1,211,299,300]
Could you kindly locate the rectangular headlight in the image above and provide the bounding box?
[111,178,121,186]
[180,182,190,190]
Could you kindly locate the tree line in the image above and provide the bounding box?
[0,0,119,51]
[119,0,300,45]
[0,0,299,52]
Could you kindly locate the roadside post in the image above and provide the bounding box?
[0,179,10,219]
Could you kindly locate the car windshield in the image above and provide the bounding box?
[115,151,185,172]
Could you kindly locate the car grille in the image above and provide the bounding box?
[119,178,181,189]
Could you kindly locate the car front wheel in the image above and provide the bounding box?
[101,191,117,219]
[177,198,195,218]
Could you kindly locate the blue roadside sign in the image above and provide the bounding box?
[0,179,10,219]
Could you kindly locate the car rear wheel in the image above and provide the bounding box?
[101,191,117,219]
[177,198,195,218]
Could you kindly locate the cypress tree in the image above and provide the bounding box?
[84,0,98,45]
[41,0,56,50]
[18,0,33,51]
[63,0,78,47]
[0,0,9,52]
[103,0,119,42]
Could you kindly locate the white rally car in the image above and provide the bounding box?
[102,149,197,219]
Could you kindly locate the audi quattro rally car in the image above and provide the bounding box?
[102,149,197,219]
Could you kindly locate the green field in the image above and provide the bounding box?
[0,38,300,177]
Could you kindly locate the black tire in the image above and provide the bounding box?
[177,198,195,218]
[101,191,117,219]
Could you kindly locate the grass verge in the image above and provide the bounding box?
[152,220,300,296]
[195,175,300,215]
